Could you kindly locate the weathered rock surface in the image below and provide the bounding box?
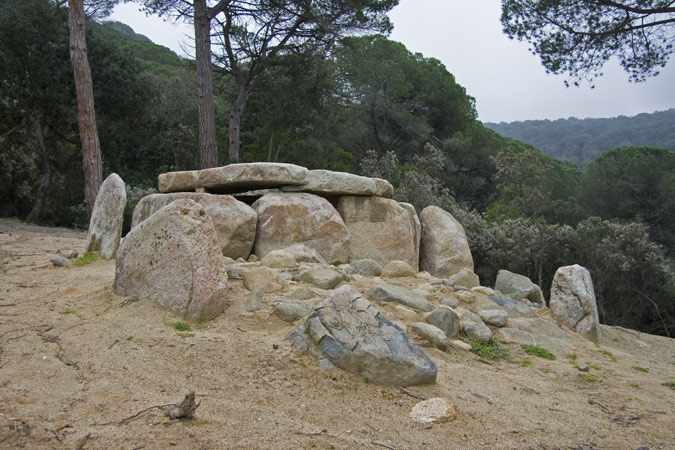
[114,199,227,321]
[447,268,480,289]
[456,308,492,341]
[245,290,264,312]
[279,244,328,264]
[273,298,312,322]
[373,178,394,198]
[281,169,393,197]
[287,286,318,301]
[487,296,538,318]
[243,266,287,293]
[86,173,126,259]
[408,322,448,350]
[287,285,437,386]
[368,284,432,312]
[350,259,383,277]
[381,260,417,278]
[259,249,298,268]
[158,162,309,194]
[399,202,421,268]
[410,398,457,424]
[441,296,459,308]
[252,192,350,264]
[295,267,344,290]
[497,318,571,350]
[52,256,71,267]
[132,192,257,259]
[338,196,418,270]
[549,264,601,341]
[478,309,509,327]
[495,269,545,304]
[419,206,473,277]
[425,306,460,338]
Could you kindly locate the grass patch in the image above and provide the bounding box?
[569,353,578,361]
[59,309,84,320]
[168,321,191,332]
[72,252,99,267]
[584,373,600,382]
[522,344,556,360]
[662,381,675,390]
[177,333,195,339]
[585,361,602,371]
[632,366,649,373]
[522,358,532,367]
[468,338,510,360]
[631,383,640,389]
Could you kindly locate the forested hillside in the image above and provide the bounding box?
[485,109,675,167]
[1,0,673,337]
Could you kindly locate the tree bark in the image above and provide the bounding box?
[25,117,51,224]
[194,0,218,169]
[68,0,102,220]
[228,83,252,163]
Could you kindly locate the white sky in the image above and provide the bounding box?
[109,0,675,124]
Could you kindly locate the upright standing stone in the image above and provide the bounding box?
[85,173,126,259]
[399,202,422,269]
[252,192,350,264]
[549,264,601,341]
[337,196,418,270]
[114,199,227,322]
[419,206,473,278]
[131,193,257,259]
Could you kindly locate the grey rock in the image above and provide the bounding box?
[287,286,318,300]
[52,256,71,267]
[114,199,227,322]
[245,290,264,312]
[408,322,448,350]
[399,202,422,269]
[243,266,287,293]
[287,285,437,386]
[425,306,460,338]
[158,162,309,193]
[281,244,328,264]
[368,284,432,312]
[381,260,417,277]
[273,298,312,322]
[132,192,257,259]
[446,268,480,289]
[295,267,344,290]
[577,362,590,372]
[224,265,249,279]
[318,358,337,371]
[497,317,571,350]
[86,173,126,259]
[488,296,537,318]
[440,297,459,308]
[259,249,297,268]
[350,259,383,277]
[495,269,544,305]
[550,264,601,341]
[462,320,492,342]
[478,309,509,327]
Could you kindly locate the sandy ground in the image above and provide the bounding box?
[0,218,674,450]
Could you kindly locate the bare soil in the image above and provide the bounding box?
[0,219,674,449]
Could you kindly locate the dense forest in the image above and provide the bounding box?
[1,0,673,337]
[486,109,675,168]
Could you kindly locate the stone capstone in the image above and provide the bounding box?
[286,285,437,386]
[368,284,432,312]
[338,196,418,270]
[419,206,473,278]
[549,264,601,341]
[158,162,309,194]
[495,269,545,305]
[252,192,350,265]
[281,169,393,197]
[113,199,227,321]
[132,192,257,259]
[86,173,126,259]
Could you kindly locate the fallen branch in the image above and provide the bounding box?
[295,429,327,436]
[74,432,91,450]
[166,391,199,420]
[399,388,427,400]
[118,404,174,425]
[372,440,395,450]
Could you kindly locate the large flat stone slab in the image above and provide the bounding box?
[281,170,393,198]
[132,192,257,259]
[158,163,309,194]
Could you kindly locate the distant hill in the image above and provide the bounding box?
[485,109,675,168]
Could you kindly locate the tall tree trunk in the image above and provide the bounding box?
[68,0,102,220]
[228,83,252,163]
[26,117,51,224]
[194,0,218,169]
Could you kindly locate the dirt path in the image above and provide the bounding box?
[0,219,674,449]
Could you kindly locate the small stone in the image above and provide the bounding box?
[247,254,258,262]
[394,305,419,321]
[446,269,480,289]
[472,286,498,296]
[287,286,318,300]
[408,322,448,350]
[450,340,472,351]
[425,306,460,339]
[410,398,457,424]
[59,249,78,259]
[52,256,72,267]
[478,309,509,327]
[462,320,492,342]
[243,266,287,293]
[272,298,312,322]
[318,358,337,371]
[381,260,417,277]
[245,290,264,312]
[350,259,383,277]
[295,267,344,290]
[259,249,297,268]
[225,265,249,279]
[577,362,590,372]
[441,297,459,308]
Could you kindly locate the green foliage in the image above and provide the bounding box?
[177,332,195,339]
[521,344,556,360]
[522,358,532,367]
[169,321,191,332]
[632,366,650,373]
[663,381,675,390]
[468,338,510,360]
[72,252,100,267]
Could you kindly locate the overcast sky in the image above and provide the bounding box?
[109,0,675,124]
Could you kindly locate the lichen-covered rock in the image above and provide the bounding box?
[158,162,309,193]
[132,192,256,259]
[338,196,418,270]
[419,206,473,278]
[86,173,126,259]
[113,199,227,322]
[549,264,601,341]
[287,285,437,386]
[495,269,545,304]
[252,192,350,265]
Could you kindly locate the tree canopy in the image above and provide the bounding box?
[501,0,675,84]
